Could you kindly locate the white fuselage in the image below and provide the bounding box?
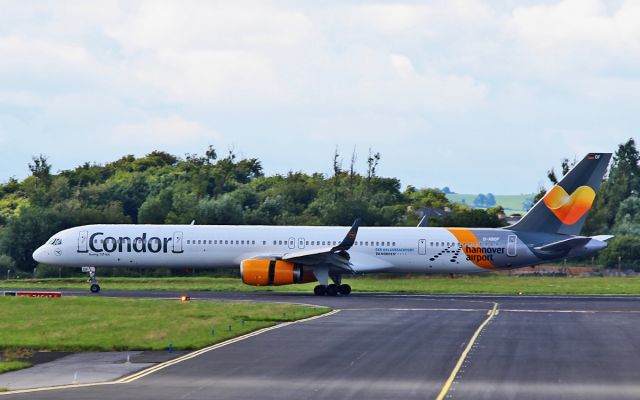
[33,224,535,274]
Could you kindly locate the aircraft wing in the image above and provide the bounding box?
[281,219,361,272]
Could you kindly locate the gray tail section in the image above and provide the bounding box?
[509,152,612,236]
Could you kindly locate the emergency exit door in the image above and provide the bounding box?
[507,235,517,257]
[78,231,88,253]
[418,239,427,255]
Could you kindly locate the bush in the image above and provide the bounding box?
[598,235,640,270]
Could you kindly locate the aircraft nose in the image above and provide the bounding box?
[33,246,48,263]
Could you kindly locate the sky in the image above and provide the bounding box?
[0,0,638,194]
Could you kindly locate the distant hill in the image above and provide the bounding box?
[445,193,535,215]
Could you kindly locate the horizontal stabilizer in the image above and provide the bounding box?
[591,235,614,242]
[534,237,592,253]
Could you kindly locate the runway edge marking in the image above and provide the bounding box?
[0,309,341,397]
[435,302,498,400]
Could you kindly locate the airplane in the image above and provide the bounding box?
[33,152,612,296]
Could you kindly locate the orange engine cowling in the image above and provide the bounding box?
[240,259,317,286]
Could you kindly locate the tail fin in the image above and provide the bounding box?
[509,152,611,235]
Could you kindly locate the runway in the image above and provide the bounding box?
[3,291,640,399]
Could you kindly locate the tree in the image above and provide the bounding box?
[612,196,640,236]
[473,194,487,208]
[598,235,640,270]
[485,193,496,207]
[366,149,381,181]
[584,139,640,234]
[28,154,51,184]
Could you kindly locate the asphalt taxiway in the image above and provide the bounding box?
[2,291,640,399]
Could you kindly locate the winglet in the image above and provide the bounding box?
[332,218,361,252]
[417,215,429,227]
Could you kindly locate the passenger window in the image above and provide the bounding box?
[225,240,228,244]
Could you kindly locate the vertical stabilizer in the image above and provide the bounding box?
[509,153,611,235]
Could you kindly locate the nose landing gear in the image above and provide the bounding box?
[83,266,100,293]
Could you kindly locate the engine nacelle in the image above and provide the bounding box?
[240,259,317,286]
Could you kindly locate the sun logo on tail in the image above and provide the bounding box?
[543,185,596,225]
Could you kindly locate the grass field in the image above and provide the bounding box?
[0,296,327,352]
[0,361,31,374]
[446,193,534,214]
[2,275,640,295]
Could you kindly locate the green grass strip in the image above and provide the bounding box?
[2,275,640,295]
[0,361,32,374]
[0,296,327,352]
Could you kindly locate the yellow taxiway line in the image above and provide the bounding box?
[435,302,499,400]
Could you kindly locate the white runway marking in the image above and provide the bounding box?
[341,307,640,314]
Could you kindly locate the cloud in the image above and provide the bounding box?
[0,36,92,77]
[0,1,638,191]
[507,0,640,81]
[111,115,220,146]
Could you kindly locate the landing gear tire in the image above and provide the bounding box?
[314,285,327,296]
[326,284,339,296]
[85,267,99,293]
[339,284,351,296]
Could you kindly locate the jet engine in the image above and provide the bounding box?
[240,259,316,286]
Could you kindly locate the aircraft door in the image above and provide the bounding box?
[288,237,296,249]
[507,235,517,257]
[78,231,88,253]
[418,239,427,255]
[173,232,184,253]
[298,237,305,249]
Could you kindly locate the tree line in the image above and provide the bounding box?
[0,140,638,274]
[0,147,504,274]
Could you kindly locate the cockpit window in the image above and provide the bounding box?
[49,238,63,246]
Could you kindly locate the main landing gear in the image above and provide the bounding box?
[313,284,351,296]
[314,272,351,296]
[84,267,100,293]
